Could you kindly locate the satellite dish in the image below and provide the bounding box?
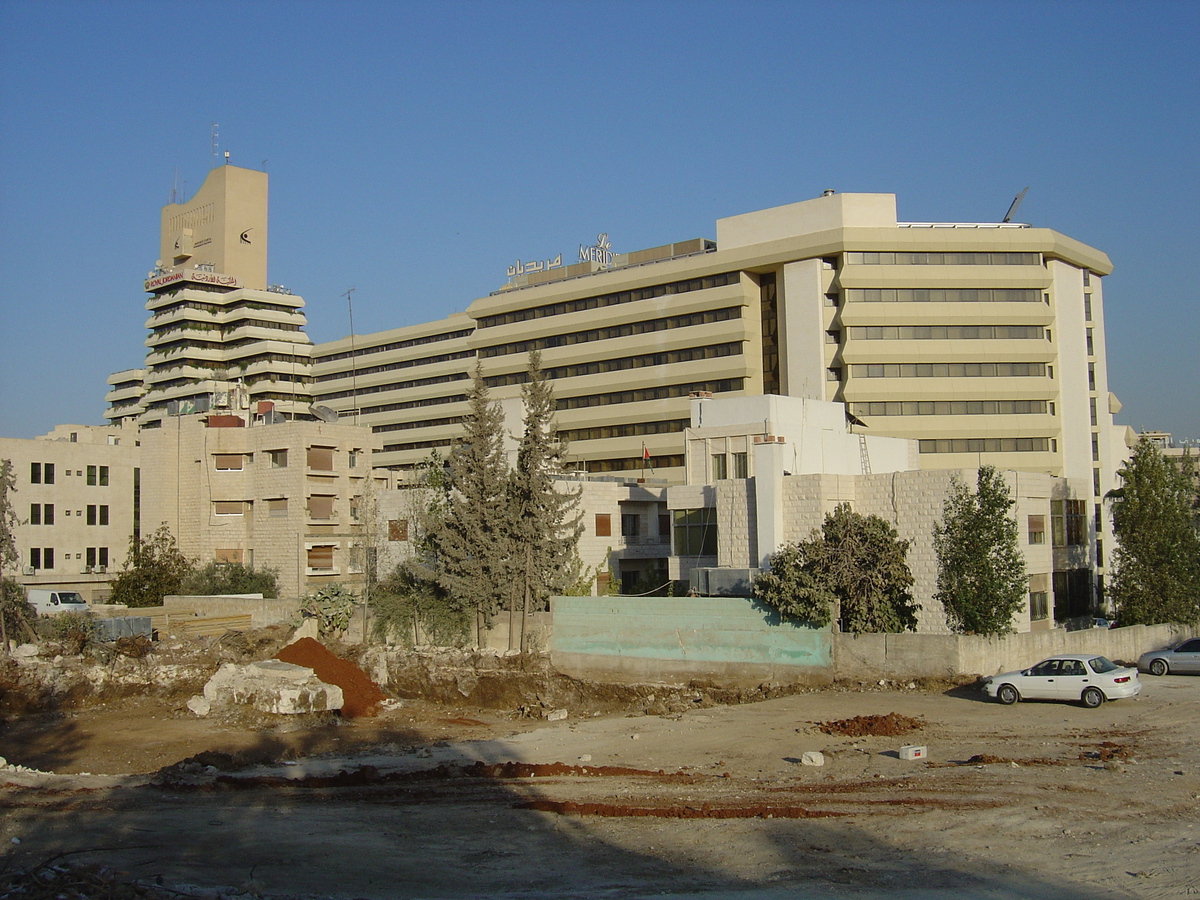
[309,404,340,423]
[1003,187,1029,223]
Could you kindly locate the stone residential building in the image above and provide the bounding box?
[138,414,384,598]
[0,423,142,601]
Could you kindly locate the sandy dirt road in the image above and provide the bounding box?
[2,673,1199,899]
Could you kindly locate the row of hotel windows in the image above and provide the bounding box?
[849,400,1048,417]
[485,342,743,388]
[477,307,742,359]
[558,378,745,411]
[29,504,110,525]
[314,349,474,384]
[843,288,1043,303]
[476,272,741,328]
[847,325,1044,341]
[844,251,1042,266]
[29,464,111,485]
[917,438,1052,454]
[315,328,474,365]
[316,371,470,403]
[559,419,690,444]
[27,548,109,570]
[849,362,1046,379]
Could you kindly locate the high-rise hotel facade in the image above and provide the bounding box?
[105,164,313,428]
[109,180,1124,611]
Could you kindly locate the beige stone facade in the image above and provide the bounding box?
[0,423,142,602]
[139,415,383,598]
[106,164,313,429]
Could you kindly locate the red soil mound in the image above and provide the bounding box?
[275,637,385,719]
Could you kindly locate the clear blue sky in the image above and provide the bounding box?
[1,0,1197,441]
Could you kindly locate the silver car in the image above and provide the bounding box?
[1138,638,1200,676]
[983,654,1141,708]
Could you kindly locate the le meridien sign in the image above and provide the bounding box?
[506,233,615,280]
[144,270,242,292]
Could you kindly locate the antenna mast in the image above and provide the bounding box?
[1003,186,1029,223]
[210,122,219,169]
[343,287,359,424]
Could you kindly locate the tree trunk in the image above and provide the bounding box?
[520,544,532,657]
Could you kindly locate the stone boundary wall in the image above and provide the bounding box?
[164,595,298,628]
[548,595,831,687]
[833,622,1188,681]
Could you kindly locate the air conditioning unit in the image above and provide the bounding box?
[21,565,35,575]
[81,566,92,574]
[97,566,107,574]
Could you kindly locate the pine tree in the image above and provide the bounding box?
[508,351,583,650]
[428,365,515,635]
[753,503,918,633]
[933,466,1028,635]
[1108,438,1200,625]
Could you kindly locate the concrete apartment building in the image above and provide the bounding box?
[105,164,313,429]
[139,415,383,599]
[0,423,142,602]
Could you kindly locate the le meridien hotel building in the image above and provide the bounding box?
[313,192,1122,500]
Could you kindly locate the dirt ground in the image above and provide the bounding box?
[1,636,1199,900]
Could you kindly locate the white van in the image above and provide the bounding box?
[27,589,91,616]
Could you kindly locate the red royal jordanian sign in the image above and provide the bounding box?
[144,270,241,292]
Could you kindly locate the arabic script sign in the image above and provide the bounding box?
[507,254,563,279]
[144,269,242,292]
[579,233,613,267]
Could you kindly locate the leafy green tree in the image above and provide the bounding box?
[2,577,37,647]
[933,466,1028,635]
[754,503,918,633]
[507,351,583,650]
[1107,438,1200,625]
[109,525,195,608]
[0,460,29,648]
[426,365,516,632]
[181,561,280,598]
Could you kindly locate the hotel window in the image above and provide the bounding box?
[846,325,1043,341]
[1029,589,1049,621]
[847,288,1042,303]
[1096,540,1104,566]
[307,446,335,471]
[845,251,1041,266]
[824,293,839,307]
[1051,499,1087,547]
[99,466,109,486]
[659,514,671,537]
[1090,398,1098,426]
[1083,270,1091,286]
[827,367,841,382]
[87,465,97,485]
[31,462,41,484]
[214,501,246,516]
[825,330,840,345]
[87,505,97,525]
[307,495,336,520]
[674,508,718,557]
[267,498,289,518]
[268,449,288,468]
[1088,363,1096,391]
[350,498,360,521]
[348,449,360,469]
[1094,469,1102,497]
[621,514,640,538]
[1027,515,1046,545]
[1092,433,1100,462]
[711,453,728,481]
[732,452,748,479]
[214,454,244,471]
[86,547,96,569]
[1084,294,1092,320]
[99,505,108,525]
[1086,329,1094,356]
[595,513,612,537]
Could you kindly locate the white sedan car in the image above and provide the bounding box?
[983,654,1141,708]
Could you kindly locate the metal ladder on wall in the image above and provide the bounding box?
[858,434,872,475]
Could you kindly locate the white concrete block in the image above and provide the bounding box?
[900,745,926,760]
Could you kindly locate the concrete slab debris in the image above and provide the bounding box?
[187,660,344,717]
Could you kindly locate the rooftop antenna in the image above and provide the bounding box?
[343,287,359,425]
[1002,186,1029,223]
[210,122,219,169]
[170,167,181,204]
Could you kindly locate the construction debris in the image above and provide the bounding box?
[186,659,344,717]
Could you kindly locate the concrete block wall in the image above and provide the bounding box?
[165,594,298,628]
[715,479,757,567]
[549,594,831,686]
